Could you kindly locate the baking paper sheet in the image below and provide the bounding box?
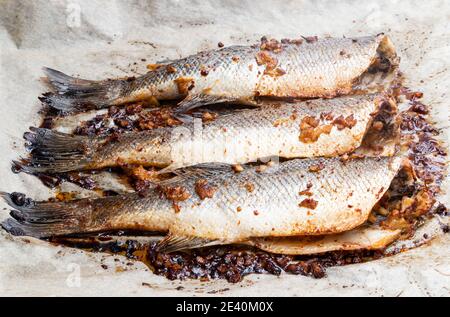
[0,0,449,296]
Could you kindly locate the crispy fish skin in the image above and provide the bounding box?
[18,94,394,174]
[248,227,401,255]
[41,34,398,113]
[2,156,402,242]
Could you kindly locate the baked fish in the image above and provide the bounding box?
[18,94,396,173]
[40,34,398,113]
[2,156,402,251]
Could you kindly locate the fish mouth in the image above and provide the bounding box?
[353,34,400,92]
[356,94,400,157]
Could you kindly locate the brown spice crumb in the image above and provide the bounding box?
[135,108,181,131]
[255,51,278,72]
[55,191,75,202]
[147,64,163,71]
[320,112,334,121]
[335,115,353,129]
[127,165,158,182]
[166,65,177,73]
[302,116,319,128]
[310,262,326,278]
[402,89,423,101]
[260,37,283,53]
[218,42,224,48]
[245,182,255,193]
[290,112,298,121]
[409,101,428,114]
[309,162,325,172]
[264,67,286,77]
[253,210,260,216]
[135,180,151,197]
[195,179,217,200]
[303,35,318,43]
[201,111,218,123]
[116,118,132,128]
[200,69,209,76]
[281,38,303,45]
[333,114,357,130]
[344,114,357,128]
[232,56,240,62]
[299,116,334,143]
[299,198,318,209]
[138,119,155,130]
[161,186,191,201]
[236,206,242,212]
[172,202,181,213]
[442,224,450,233]
[174,77,195,95]
[126,104,143,115]
[372,121,384,131]
[232,164,244,173]
[299,190,313,196]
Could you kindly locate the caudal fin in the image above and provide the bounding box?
[14,127,92,174]
[0,192,88,238]
[40,67,122,113]
[0,192,148,238]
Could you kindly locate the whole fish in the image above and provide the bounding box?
[40,34,398,113]
[2,156,402,251]
[18,94,396,173]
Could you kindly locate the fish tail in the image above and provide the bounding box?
[0,192,89,238]
[14,127,92,174]
[39,67,122,113]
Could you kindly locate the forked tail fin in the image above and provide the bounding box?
[0,192,89,238]
[0,191,161,238]
[39,67,123,113]
[14,127,93,174]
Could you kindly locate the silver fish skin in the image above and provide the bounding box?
[2,156,402,243]
[41,34,398,113]
[19,93,395,174]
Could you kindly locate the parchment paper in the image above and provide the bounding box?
[0,0,449,296]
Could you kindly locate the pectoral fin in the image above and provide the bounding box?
[175,93,258,114]
[156,234,222,253]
